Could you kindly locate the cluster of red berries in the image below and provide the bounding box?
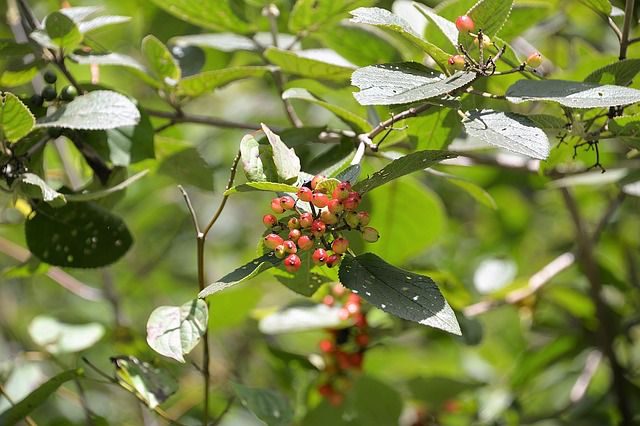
[262,175,379,273]
[316,284,370,406]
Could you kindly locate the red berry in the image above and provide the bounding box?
[271,198,284,214]
[319,339,335,353]
[288,229,301,242]
[318,383,333,397]
[526,51,543,68]
[331,237,349,254]
[349,352,363,370]
[356,333,370,347]
[353,313,367,328]
[264,233,284,249]
[448,54,466,70]
[343,192,361,211]
[312,248,327,265]
[345,301,360,314]
[345,211,360,228]
[323,295,335,306]
[284,254,301,272]
[338,307,350,321]
[362,226,380,242]
[335,350,350,370]
[297,235,314,251]
[455,15,474,32]
[328,392,344,406]
[297,186,313,202]
[279,195,295,210]
[356,211,370,226]
[327,199,344,214]
[326,254,341,268]
[320,210,338,225]
[332,182,351,200]
[283,240,297,254]
[311,220,326,237]
[347,293,361,305]
[299,212,313,228]
[274,244,286,258]
[311,175,325,190]
[312,192,329,208]
[262,214,278,228]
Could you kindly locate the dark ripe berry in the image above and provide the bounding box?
[343,192,361,211]
[43,70,57,84]
[312,248,327,265]
[455,15,474,32]
[310,174,325,190]
[319,339,334,353]
[59,85,77,101]
[357,211,370,226]
[349,352,363,370]
[263,214,278,228]
[283,240,297,254]
[317,383,334,397]
[332,181,351,200]
[47,127,63,138]
[312,192,329,208]
[356,333,370,347]
[288,228,301,242]
[29,94,44,108]
[326,254,340,268]
[327,199,344,214]
[271,197,285,214]
[362,226,380,242]
[311,219,326,237]
[41,85,57,101]
[279,195,295,210]
[448,54,466,70]
[335,350,350,370]
[297,235,314,251]
[331,237,349,254]
[274,244,286,258]
[323,295,335,306]
[299,212,313,228]
[264,233,284,249]
[526,51,543,68]
[288,217,300,229]
[297,186,313,202]
[345,211,360,228]
[284,253,301,272]
[320,210,338,225]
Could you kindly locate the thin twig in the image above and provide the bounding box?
[364,103,433,146]
[145,108,263,131]
[202,150,242,238]
[619,0,635,60]
[178,185,202,236]
[570,350,603,402]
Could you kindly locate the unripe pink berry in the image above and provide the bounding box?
[326,254,341,268]
[345,211,360,228]
[331,237,349,254]
[343,192,361,211]
[297,235,314,251]
[283,240,297,254]
[310,175,326,190]
[288,217,300,229]
[356,333,369,347]
[312,248,327,265]
[455,15,474,32]
[338,308,350,321]
[327,199,344,214]
[356,211,370,226]
[263,214,278,228]
[312,192,329,208]
[345,301,360,314]
[311,219,326,237]
[264,233,284,249]
[299,212,313,228]
[297,186,313,202]
[362,226,380,242]
[274,244,286,258]
[320,210,339,225]
[347,293,361,305]
[448,54,466,70]
[280,195,296,210]
[526,51,543,68]
[284,254,301,272]
[288,228,301,242]
[332,182,351,200]
[332,283,347,297]
[323,295,335,306]
[271,198,284,214]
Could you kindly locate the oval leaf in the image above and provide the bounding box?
[232,383,294,426]
[224,182,300,196]
[264,48,354,82]
[44,11,83,50]
[583,59,640,86]
[467,0,513,38]
[112,356,178,409]
[1,92,35,143]
[28,315,104,354]
[199,253,281,298]
[146,299,208,363]
[142,35,181,85]
[178,66,269,97]
[262,124,301,184]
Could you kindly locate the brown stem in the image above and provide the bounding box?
[146,108,263,131]
[619,0,635,60]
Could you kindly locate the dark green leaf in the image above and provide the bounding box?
[233,383,293,426]
[527,114,568,130]
[156,138,215,190]
[199,253,281,298]
[467,0,513,38]
[408,107,461,150]
[339,253,461,334]
[112,356,178,409]
[609,114,640,139]
[316,23,400,67]
[142,35,181,85]
[273,250,331,296]
[25,202,133,268]
[1,92,35,143]
[225,182,299,196]
[149,0,254,33]
[409,376,482,408]
[178,66,269,97]
[413,3,458,49]
[44,11,83,49]
[265,48,354,82]
[498,3,552,41]
[584,59,640,86]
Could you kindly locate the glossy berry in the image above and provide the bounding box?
[345,211,360,228]
[526,51,543,68]
[343,192,361,211]
[271,198,285,214]
[262,214,278,228]
[43,70,57,84]
[317,383,334,397]
[323,295,335,306]
[320,210,338,225]
[29,94,44,108]
[473,34,492,48]
[297,186,313,202]
[312,192,329,208]
[332,182,351,200]
[362,226,380,242]
[455,15,474,32]
[312,248,328,265]
[311,219,326,237]
[288,229,301,242]
[332,283,347,297]
[327,199,344,214]
[287,217,300,229]
[345,301,360,314]
[279,195,295,210]
[264,233,284,249]
[274,244,286,258]
[299,212,313,228]
[297,235,314,251]
[283,240,297,254]
[311,174,325,190]
[357,211,370,226]
[59,85,77,101]
[332,237,349,254]
[41,85,57,101]
[335,350,351,370]
[319,339,335,353]
[347,293,361,305]
[448,54,466,70]
[349,352,363,370]
[338,308,350,321]
[353,312,367,328]
[284,253,301,272]
[356,333,370,347]
[326,254,341,268]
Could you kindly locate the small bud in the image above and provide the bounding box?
[312,192,329,208]
[297,235,314,250]
[331,237,349,254]
[526,51,543,68]
[262,214,278,228]
[264,233,284,249]
[448,54,466,70]
[312,248,328,265]
[311,219,326,237]
[284,254,301,272]
[279,195,296,210]
[271,198,285,214]
[299,212,314,228]
[455,15,475,32]
[362,226,380,242]
[297,186,313,202]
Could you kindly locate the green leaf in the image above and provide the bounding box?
[224,182,299,196]
[0,369,79,425]
[463,110,550,159]
[146,299,208,363]
[408,107,462,150]
[413,3,458,49]
[350,7,452,72]
[0,39,33,57]
[59,6,102,21]
[446,177,497,209]
[44,11,83,50]
[609,114,640,139]
[264,48,354,82]
[527,114,568,130]
[14,173,66,207]
[178,66,269,97]
[69,52,157,86]
[547,169,628,188]
[142,35,181,85]
[25,202,133,268]
[316,23,400,67]
[283,88,371,133]
[506,80,640,108]
[498,3,552,42]
[199,253,281,298]
[149,0,254,33]
[0,65,40,88]
[259,304,344,334]
[240,133,267,182]
[335,164,361,183]
[28,315,104,354]
[36,90,141,130]
[171,32,297,52]
[232,383,294,426]
[467,0,513,38]
[0,92,35,143]
[76,15,131,34]
[272,250,331,296]
[353,149,453,194]
[262,124,301,184]
[578,0,612,15]
[339,253,461,334]
[583,59,640,86]
[105,107,155,165]
[351,63,476,105]
[155,138,214,190]
[112,356,177,409]
[289,0,375,33]
[64,170,148,202]
[409,376,482,408]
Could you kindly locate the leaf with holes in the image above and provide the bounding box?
[36,91,140,130]
[28,316,104,354]
[352,63,475,105]
[146,299,208,363]
[1,92,35,143]
[353,150,454,194]
[339,253,461,334]
[25,202,133,268]
[584,59,640,86]
[112,356,177,409]
[233,383,294,426]
[463,110,550,160]
[506,80,640,109]
[199,253,281,298]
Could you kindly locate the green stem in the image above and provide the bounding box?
[619,0,635,60]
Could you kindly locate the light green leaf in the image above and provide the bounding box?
[77,16,130,33]
[272,250,332,296]
[156,138,215,191]
[142,35,181,85]
[408,107,461,150]
[178,66,269,97]
[265,48,355,82]
[467,0,513,38]
[233,383,294,426]
[199,253,281,298]
[240,133,267,182]
[609,114,640,139]
[463,110,550,159]
[446,176,497,209]
[289,0,375,33]
[112,356,177,409]
[149,0,254,33]
[578,0,612,15]
[506,80,640,108]
[339,253,461,334]
[224,182,299,196]
[262,123,301,184]
[259,304,344,334]
[0,65,40,88]
[64,170,148,202]
[43,11,83,50]
[14,173,66,206]
[0,92,35,143]
[498,3,552,42]
[36,90,140,130]
[28,315,104,354]
[352,63,476,105]
[146,299,208,363]
[316,23,400,67]
[413,3,458,48]
[584,59,640,86]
